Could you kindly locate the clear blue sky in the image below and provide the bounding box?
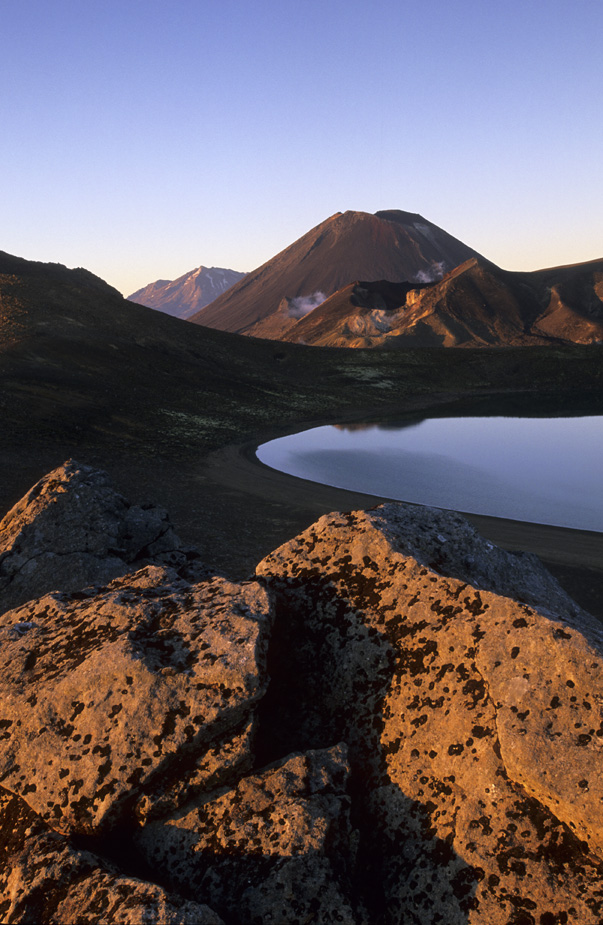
[2,0,602,295]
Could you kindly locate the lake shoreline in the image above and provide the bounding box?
[256,413,603,535]
[241,439,603,568]
[199,424,603,619]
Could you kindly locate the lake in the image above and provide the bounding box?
[256,414,603,532]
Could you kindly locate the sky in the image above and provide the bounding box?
[1,0,602,296]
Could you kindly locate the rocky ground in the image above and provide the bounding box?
[1,461,603,924]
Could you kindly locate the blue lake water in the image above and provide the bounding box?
[256,415,603,532]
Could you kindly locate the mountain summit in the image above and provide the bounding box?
[128,265,245,320]
[190,209,483,338]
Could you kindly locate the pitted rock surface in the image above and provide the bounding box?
[133,718,256,824]
[0,787,223,924]
[135,744,356,923]
[238,856,357,925]
[0,459,202,616]
[0,566,272,834]
[365,503,588,622]
[256,504,603,924]
[2,461,602,924]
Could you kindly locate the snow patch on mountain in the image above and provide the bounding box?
[128,266,247,320]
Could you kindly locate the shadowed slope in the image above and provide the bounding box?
[526,258,603,343]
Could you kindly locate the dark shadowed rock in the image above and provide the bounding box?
[0,459,207,616]
[0,566,272,834]
[238,856,357,925]
[135,744,356,924]
[256,503,603,924]
[134,718,256,824]
[0,788,223,924]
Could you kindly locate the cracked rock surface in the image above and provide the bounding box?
[0,788,224,924]
[2,464,603,924]
[135,744,356,924]
[0,459,206,617]
[0,566,272,834]
[256,504,603,924]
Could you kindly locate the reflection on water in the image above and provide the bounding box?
[257,415,603,532]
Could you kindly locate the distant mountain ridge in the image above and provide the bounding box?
[190,209,483,339]
[123,206,603,348]
[128,265,246,320]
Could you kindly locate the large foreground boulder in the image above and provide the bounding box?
[0,459,205,616]
[0,565,272,834]
[256,503,603,924]
[1,459,602,924]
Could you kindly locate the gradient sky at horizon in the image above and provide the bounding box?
[2,0,602,296]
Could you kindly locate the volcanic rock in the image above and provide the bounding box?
[281,257,603,348]
[0,459,204,617]
[135,744,356,923]
[0,788,223,924]
[2,460,603,923]
[0,565,273,834]
[256,503,603,924]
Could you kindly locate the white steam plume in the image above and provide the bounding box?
[415,261,447,284]
[286,291,327,318]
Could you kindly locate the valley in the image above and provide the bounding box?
[1,247,602,613]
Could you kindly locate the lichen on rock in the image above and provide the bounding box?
[0,787,224,924]
[256,503,603,923]
[1,461,603,924]
[135,744,356,922]
[0,565,273,834]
